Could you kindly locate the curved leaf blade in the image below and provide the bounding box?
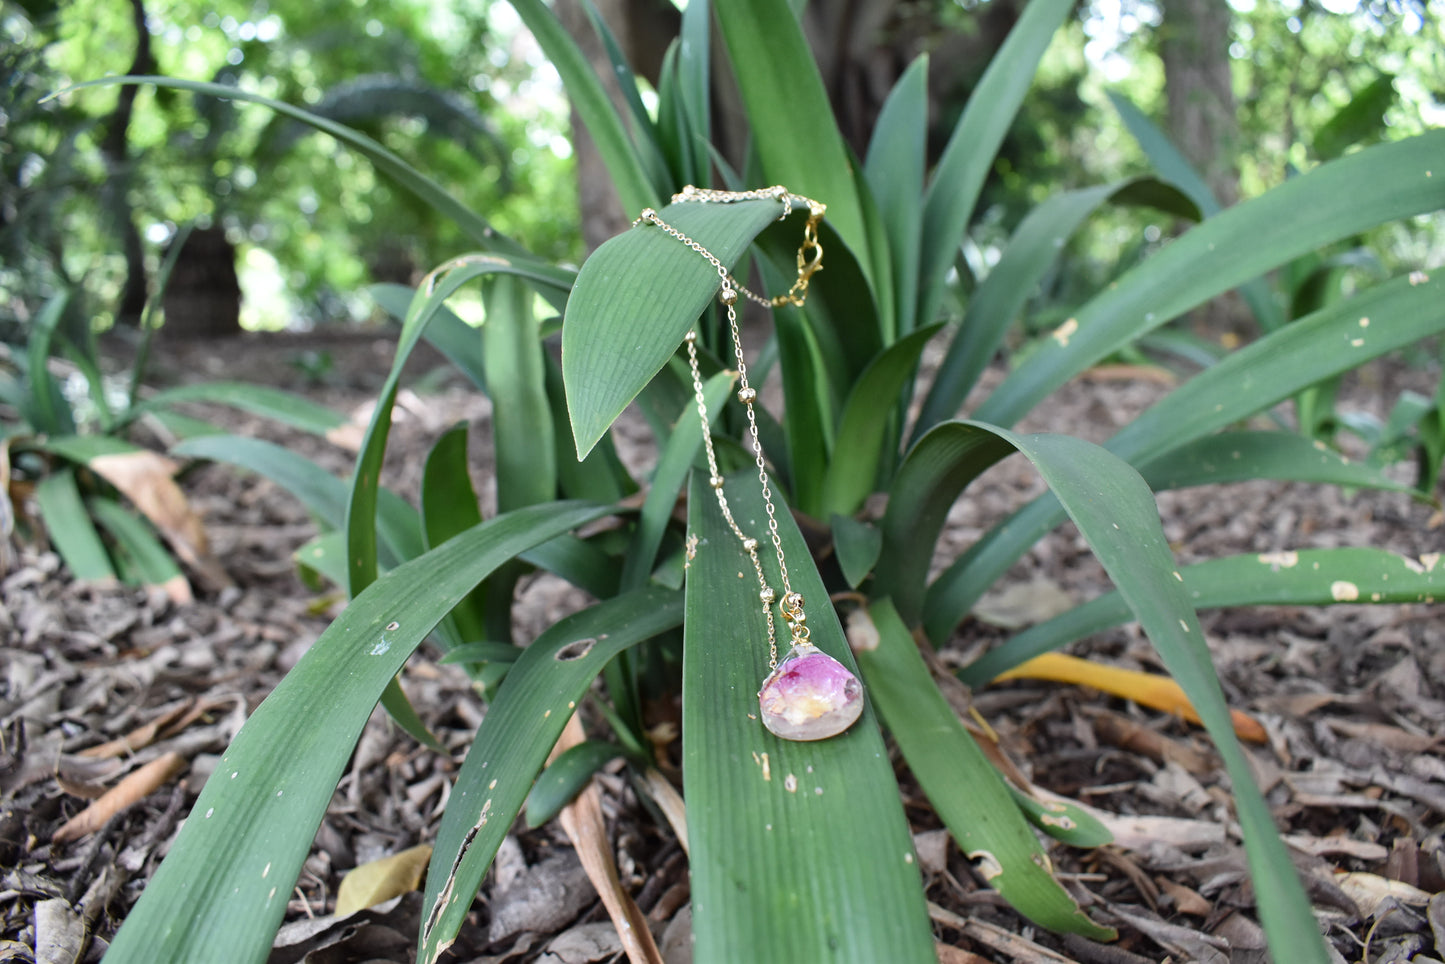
[821,323,943,517]
[136,382,345,437]
[563,198,785,458]
[923,272,1445,642]
[103,501,608,964]
[976,132,1445,427]
[890,423,1328,962]
[67,77,521,256]
[918,0,1074,329]
[713,0,867,270]
[509,0,660,215]
[858,599,1115,938]
[914,177,1199,438]
[418,586,683,961]
[963,547,1445,684]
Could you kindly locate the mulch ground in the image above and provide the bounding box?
[2,328,1442,963]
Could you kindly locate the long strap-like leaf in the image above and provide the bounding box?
[103,501,610,964]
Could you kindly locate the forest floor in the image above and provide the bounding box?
[3,327,1444,963]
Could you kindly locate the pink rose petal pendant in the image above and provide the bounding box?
[757,642,863,741]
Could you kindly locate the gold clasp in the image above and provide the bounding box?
[771,214,826,308]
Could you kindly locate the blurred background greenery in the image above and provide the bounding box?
[1,0,1440,339]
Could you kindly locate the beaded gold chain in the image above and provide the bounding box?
[635,186,864,742]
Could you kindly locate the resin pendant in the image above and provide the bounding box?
[757,643,863,741]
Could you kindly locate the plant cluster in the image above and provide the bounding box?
[44,1,1444,962]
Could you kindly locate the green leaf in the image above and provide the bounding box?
[924,272,1445,643]
[775,303,834,515]
[1107,90,1285,333]
[830,514,882,590]
[864,55,928,337]
[418,586,683,962]
[918,0,1074,329]
[370,283,483,390]
[576,0,672,192]
[421,424,487,652]
[976,132,1445,427]
[875,426,1016,625]
[172,435,419,571]
[915,178,1198,438]
[35,468,116,584]
[1138,430,1416,494]
[136,382,346,437]
[675,0,711,186]
[349,263,509,596]
[888,423,1327,962]
[25,291,72,436]
[713,0,867,272]
[508,0,660,215]
[563,198,784,458]
[857,599,1113,938]
[682,472,936,964]
[1005,785,1113,849]
[963,547,1445,685]
[484,275,555,511]
[104,501,609,964]
[294,531,348,589]
[1314,73,1396,161]
[621,370,734,591]
[86,496,185,593]
[544,353,634,503]
[821,323,943,517]
[68,77,525,257]
[525,740,623,829]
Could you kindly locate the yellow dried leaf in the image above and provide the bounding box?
[335,844,434,916]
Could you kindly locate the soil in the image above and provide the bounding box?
[2,326,1442,963]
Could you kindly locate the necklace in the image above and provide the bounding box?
[634,185,863,742]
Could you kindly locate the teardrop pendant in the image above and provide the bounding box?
[757,643,863,741]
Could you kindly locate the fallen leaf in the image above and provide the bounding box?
[53,752,187,844]
[335,843,434,917]
[556,715,662,964]
[972,577,1075,630]
[89,450,232,591]
[994,652,1268,743]
[1157,877,1211,916]
[1334,871,1431,917]
[77,700,194,759]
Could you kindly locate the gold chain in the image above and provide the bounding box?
[635,185,825,668]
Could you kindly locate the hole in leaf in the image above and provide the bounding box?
[554,638,596,661]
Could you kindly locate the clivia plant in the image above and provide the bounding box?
[88,0,1443,961]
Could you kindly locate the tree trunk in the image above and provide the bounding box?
[1159,0,1240,207]
[99,0,155,327]
[555,0,679,252]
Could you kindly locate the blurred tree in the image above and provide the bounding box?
[1158,0,1239,206]
[2,0,578,335]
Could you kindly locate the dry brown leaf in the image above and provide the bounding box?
[335,843,434,916]
[1283,833,1389,861]
[1088,707,1215,775]
[934,940,991,964]
[1156,877,1211,917]
[52,751,187,844]
[88,450,232,591]
[1325,718,1440,753]
[1334,871,1431,918]
[555,715,662,964]
[927,903,1080,963]
[638,768,687,857]
[77,700,194,759]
